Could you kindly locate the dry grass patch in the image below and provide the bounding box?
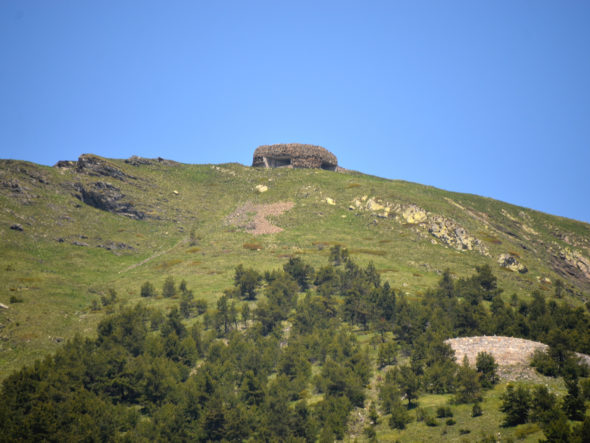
[243,242,263,251]
[349,248,387,257]
[154,259,183,270]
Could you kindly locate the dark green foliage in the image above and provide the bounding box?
[377,340,397,369]
[329,244,348,266]
[368,401,379,425]
[241,303,250,326]
[571,416,590,443]
[540,410,571,443]
[457,264,502,304]
[180,288,195,318]
[500,384,531,427]
[454,356,482,404]
[388,404,411,430]
[283,256,314,291]
[315,395,351,440]
[563,375,586,421]
[140,281,156,297]
[436,406,453,418]
[531,348,560,377]
[581,378,590,400]
[425,415,439,426]
[234,264,262,300]
[472,403,483,417]
[213,295,236,336]
[476,351,498,388]
[101,288,117,306]
[530,385,559,425]
[394,365,420,408]
[3,255,590,442]
[162,276,176,298]
[9,295,23,303]
[194,298,208,315]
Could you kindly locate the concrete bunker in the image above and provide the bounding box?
[252,143,338,171]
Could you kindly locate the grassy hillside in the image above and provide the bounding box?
[1,154,589,378]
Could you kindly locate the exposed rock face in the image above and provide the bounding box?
[402,204,427,224]
[76,154,135,181]
[349,196,488,255]
[427,215,488,254]
[252,144,338,170]
[75,182,145,219]
[552,248,590,282]
[54,160,76,168]
[498,253,528,273]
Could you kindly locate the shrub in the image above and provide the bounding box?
[472,403,483,417]
[425,416,439,427]
[476,351,498,388]
[194,299,208,315]
[140,281,156,298]
[445,418,456,426]
[436,406,453,418]
[9,295,23,303]
[500,384,531,427]
[415,408,427,422]
[234,265,262,300]
[530,349,558,377]
[389,406,411,430]
[162,276,176,298]
[100,288,117,306]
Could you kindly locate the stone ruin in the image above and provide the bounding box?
[252,143,338,171]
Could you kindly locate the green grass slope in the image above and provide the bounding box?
[1,154,589,377]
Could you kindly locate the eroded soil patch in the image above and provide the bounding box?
[227,201,295,235]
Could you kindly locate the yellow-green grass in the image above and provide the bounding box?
[1,157,589,378]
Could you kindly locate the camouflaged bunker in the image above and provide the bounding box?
[252,143,338,171]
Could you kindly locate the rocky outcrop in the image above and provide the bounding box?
[349,196,488,255]
[498,253,528,273]
[125,155,178,166]
[54,160,76,168]
[402,204,427,224]
[428,216,487,253]
[76,154,135,181]
[252,144,338,170]
[75,182,145,219]
[552,248,590,282]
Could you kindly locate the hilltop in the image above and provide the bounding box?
[1,153,589,376]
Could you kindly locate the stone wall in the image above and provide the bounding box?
[445,336,590,367]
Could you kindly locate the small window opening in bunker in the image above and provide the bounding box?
[321,162,336,171]
[269,157,291,168]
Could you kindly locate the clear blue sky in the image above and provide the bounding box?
[2,1,589,222]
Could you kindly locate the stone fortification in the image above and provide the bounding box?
[252,143,338,170]
[445,336,590,367]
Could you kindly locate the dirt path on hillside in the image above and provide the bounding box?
[119,237,187,273]
[226,201,295,235]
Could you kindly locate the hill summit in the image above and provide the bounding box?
[252,143,338,170]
